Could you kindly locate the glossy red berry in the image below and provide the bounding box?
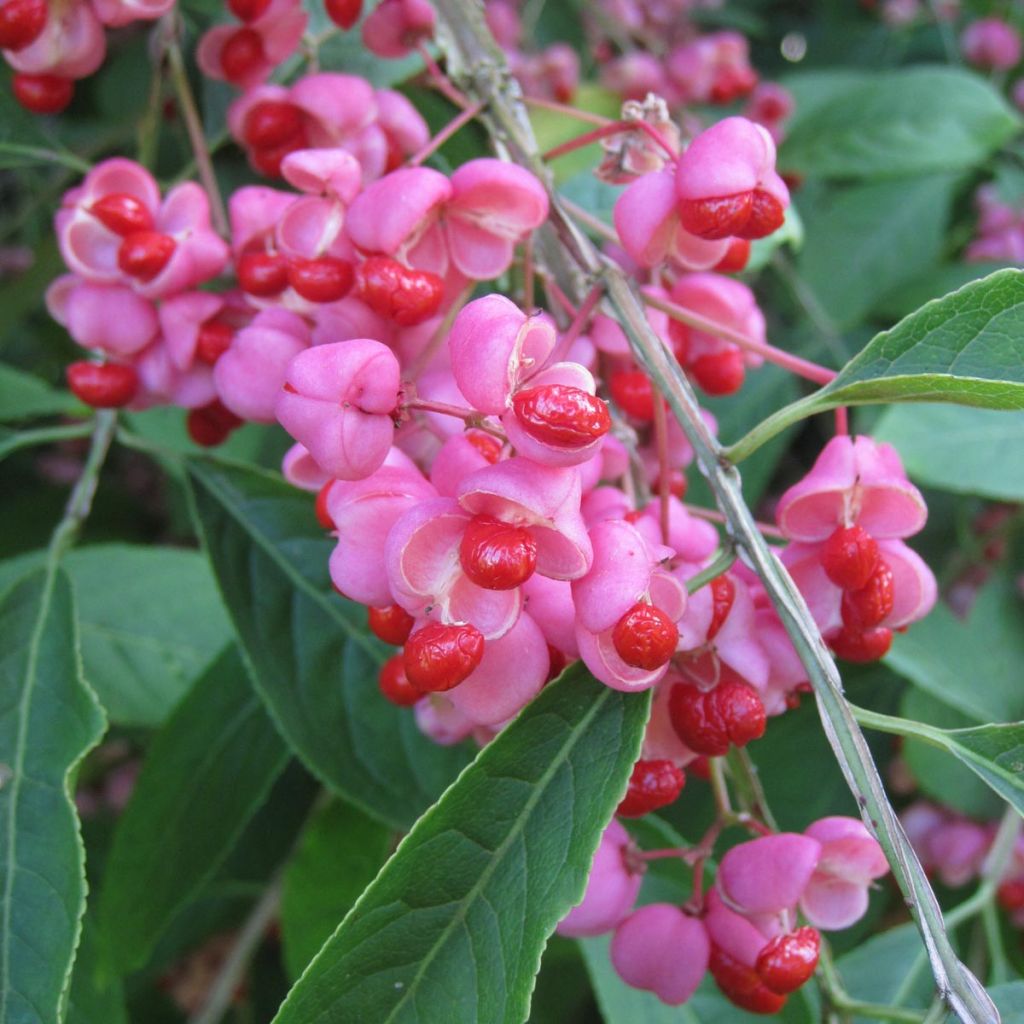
[368,603,416,646]
[689,348,745,396]
[709,945,787,1015]
[220,27,265,83]
[314,482,334,530]
[713,238,751,273]
[402,622,485,692]
[325,0,362,29]
[829,625,892,663]
[616,758,685,817]
[12,73,73,114]
[465,430,502,464]
[90,192,154,237]
[612,602,679,671]
[195,320,234,365]
[755,927,820,995]
[117,231,175,282]
[287,256,354,303]
[653,471,687,499]
[679,188,784,241]
[608,369,655,421]
[709,64,758,104]
[378,654,421,706]
[688,755,710,780]
[67,362,138,408]
[186,400,243,447]
[840,560,895,630]
[707,574,735,641]
[998,880,1024,912]
[819,524,879,590]
[228,0,272,21]
[459,514,538,591]
[668,679,766,756]
[0,0,47,51]
[242,100,305,149]
[356,256,444,326]
[511,384,611,449]
[237,250,288,296]
[668,320,690,363]
[250,138,304,178]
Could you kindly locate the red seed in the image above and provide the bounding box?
[368,604,416,646]
[709,945,787,1015]
[998,880,1024,912]
[689,348,745,396]
[616,758,685,818]
[195,320,234,364]
[219,27,265,83]
[228,0,272,21]
[608,369,655,421]
[324,0,362,29]
[0,0,47,51]
[511,384,611,449]
[356,255,444,326]
[840,560,895,630]
[314,482,335,530]
[612,602,679,671]
[237,250,289,296]
[67,362,138,408]
[287,256,354,303]
[378,654,421,706]
[12,73,73,115]
[90,193,154,237]
[819,524,879,591]
[459,514,538,591]
[242,100,305,149]
[678,192,754,241]
[829,625,893,663]
[712,237,751,273]
[186,400,243,447]
[465,430,502,464]
[403,621,485,692]
[755,927,820,995]
[117,231,176,282]
[707,574,734,641]
[668,678,765,756]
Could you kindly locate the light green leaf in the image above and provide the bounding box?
[97,646,290,974]
[0,364,81,423]
[796,175,957,329]
[280,801,392,981]
[185,457,471,830]
[0,544,235,728]
[873,404,1024,501]
[886,573,1024,725]
[874,262,1012,321]
[530,84,622,183]
[271,666,650,1024]
[990,982,1024,1021]
[780,67,1021,179]
[834,923,933,1015]
[728,269,1024,462]
[0,567,106,1024]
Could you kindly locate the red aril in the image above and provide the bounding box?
[511,384,611,449]
[67,362,138,408]
[459,515,538,590]
[819,524,879,590]
[403,622,485,692]
[368,603,416,646]
[356,255,444,326]
[612,602,679,671]
[0,0,47,51]
[117,231,176,282]
[616,758,685,817]
[12,73,73,114]
[378,654,421,706]
[90,193,154,237]
[237,250,288,296]
[287,256,354,303]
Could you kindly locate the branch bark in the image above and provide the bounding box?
[433,4,998,1021]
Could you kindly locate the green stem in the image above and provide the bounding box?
[47,411,117,569]
[708,757,732,817]
[819,939,928,1022]
[0,422,93,463]
[0,143,91,173]
[728,747,778,831]
[981,900,1009,985]
[723,390,826,463]
[685,547,737,595]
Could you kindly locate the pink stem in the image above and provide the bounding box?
[542,119,676,163]
[636,847,690,861]
[543,277,579,321]
[523,236,535,309]
[642,291,837,387]
[549,282,603,363]
[652,392,671,545]
[684,502,786,541]
[405,396,506,439]
[834,406,849,436]
[522,93,611,126]
[409,101,485,166]
[416,41,472,109]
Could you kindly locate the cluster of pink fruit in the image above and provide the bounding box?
[559,816,888,1011]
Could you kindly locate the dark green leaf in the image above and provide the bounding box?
[886,573,1024,724]
[779,67,1021,179]
[280,801,392,980]
[97,647,289,974]
[873,405,1024,501]
[0,567,105,1024]
[990,982,1024,1021]
[185,457,471,829]
[874,262,1012,321]
[66,915,127,1024]
[271,666,650,1024]
[834,923,933,1014]
[0,364,81,422]
[796,175,957,329]
[936,723,1024,816]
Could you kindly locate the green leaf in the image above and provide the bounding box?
[185,457,471,830]
[834,923,933,1014]
[280,801,392,981]
[0,544,235,728]
[0,363,81,422]
[873,404,1024,501]
[779,66,1021,179]
[727,269,1024,462]
[530,84,622,183]
[0,567,105,1024]
[97,646,290,974]
[66,915,127,1024]
[796,175,957,329]
[874,262,1012,322]
[886,573,1024,724]
[271,666,650,1024]
[990,982,1024,1021]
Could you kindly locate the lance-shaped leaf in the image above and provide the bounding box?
[728,269,1024,462]
[185,457,471,830]
[271,666,650,1024]
[0,567,105,1024]
[97,646,290,974]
